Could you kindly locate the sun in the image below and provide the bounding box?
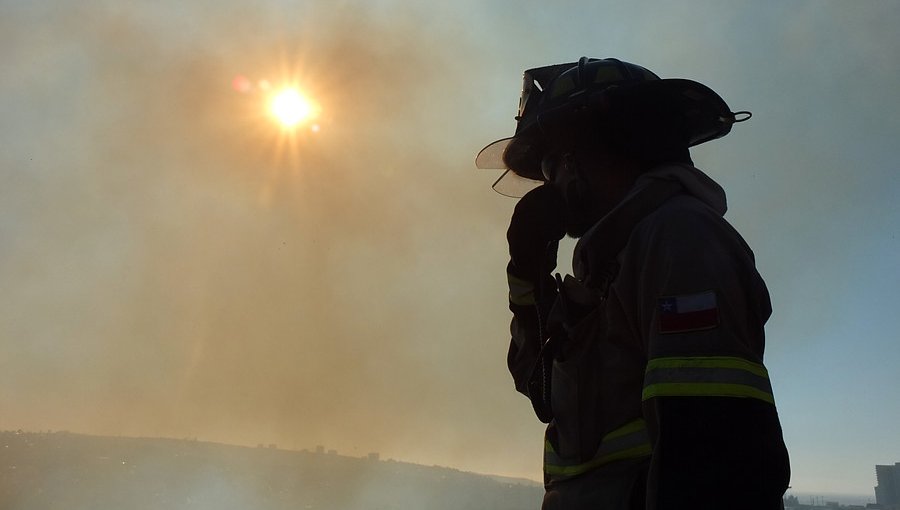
[269,88,316,128]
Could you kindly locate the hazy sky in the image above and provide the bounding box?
[2,0,899,499]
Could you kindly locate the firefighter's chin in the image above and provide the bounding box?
[561,187,609,239]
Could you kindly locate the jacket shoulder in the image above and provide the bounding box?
[629,194,753,258]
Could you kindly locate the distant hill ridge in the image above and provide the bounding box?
[1,430,542,510]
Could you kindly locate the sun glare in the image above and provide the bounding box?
[270,88,316,128]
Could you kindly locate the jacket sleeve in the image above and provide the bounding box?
[506,261,557,398]
[625,202,790,508]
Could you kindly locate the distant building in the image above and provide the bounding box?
[784,494,800,508]
[875,462,900,507]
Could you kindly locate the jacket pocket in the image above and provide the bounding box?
[549,303,608,462]
[550,355,580,459]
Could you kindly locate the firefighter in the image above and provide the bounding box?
[476,58,790,509]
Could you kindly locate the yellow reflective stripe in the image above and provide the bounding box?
[544,419,650,480]
[544,444,652,477]
[642,356,775,404]
[645,356,769,378]
[507,272,536,306]
[642,382,775,404]
[544,419,649,455]
[602,418,646,441]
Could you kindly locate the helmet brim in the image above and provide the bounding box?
[618,78,738,147]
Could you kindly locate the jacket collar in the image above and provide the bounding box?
[572,164,727,284]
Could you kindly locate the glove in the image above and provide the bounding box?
[507,184,567,280]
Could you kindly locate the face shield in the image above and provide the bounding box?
[475,64,574,197]
[475,138,544,198]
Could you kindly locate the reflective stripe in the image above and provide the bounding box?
[508,272,536,306]
[645,356,769,377]
[544,419,651,480]
[642,356,775,404]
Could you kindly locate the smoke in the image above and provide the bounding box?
[9,1,898,493]
[0,0,520,475]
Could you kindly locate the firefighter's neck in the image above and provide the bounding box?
[573,148,643,226]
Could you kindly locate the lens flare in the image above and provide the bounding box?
[270,88,315,128]
[232,75,252,93]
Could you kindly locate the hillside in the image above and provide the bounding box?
[0,431,542,510]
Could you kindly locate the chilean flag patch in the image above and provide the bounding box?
[658,290,719,334]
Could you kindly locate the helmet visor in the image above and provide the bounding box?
[491,169,543,198]
[476,138,543,197]
[474,137,511,170]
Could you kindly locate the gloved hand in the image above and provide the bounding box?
[507,184,567,279]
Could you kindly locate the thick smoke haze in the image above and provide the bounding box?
[1,0,523,476]
[3,0,900,497]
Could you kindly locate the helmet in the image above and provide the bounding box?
[476,57,750,196]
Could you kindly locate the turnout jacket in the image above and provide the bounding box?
[507,164,790,509]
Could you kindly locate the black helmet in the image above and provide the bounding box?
[476,57,750,196]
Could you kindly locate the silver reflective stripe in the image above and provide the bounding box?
[642,356,775,404]
[544,419,651,481]
[508,272,536,306]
